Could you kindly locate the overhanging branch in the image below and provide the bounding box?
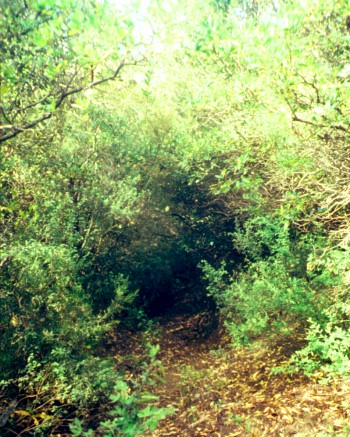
[0,60,128,144]
[292,115,350,135]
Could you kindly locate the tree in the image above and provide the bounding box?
[0,0,137,144]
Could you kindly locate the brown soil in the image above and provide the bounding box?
[124,313,350,437]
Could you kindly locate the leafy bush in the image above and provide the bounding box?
[201,217,330,345]
[0,241,137,380]
[17,354,117,407]
[202,258,316,345]
[70,344,174,437]
[282,248,350,378]
[288,320,350,378]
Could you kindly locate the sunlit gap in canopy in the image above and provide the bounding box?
[104,0,185,89]
[107,0,155,47]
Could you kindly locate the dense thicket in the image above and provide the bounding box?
[2,0,350,434]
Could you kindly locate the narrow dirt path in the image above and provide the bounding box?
[138,313,350,437]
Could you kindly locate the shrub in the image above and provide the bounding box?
[70,344,174,437]
[201,217,329,345]
[288,320,350,378]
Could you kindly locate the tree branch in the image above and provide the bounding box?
[292,115,350,134]
[0,60,128,144]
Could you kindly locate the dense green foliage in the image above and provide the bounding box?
[3,0,350,434]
